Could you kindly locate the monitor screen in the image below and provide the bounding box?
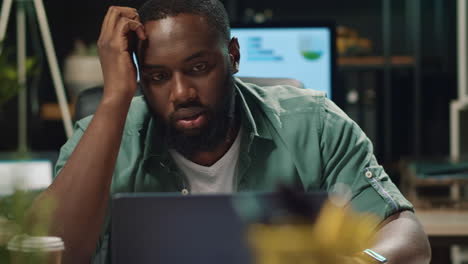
[231,25,334,98]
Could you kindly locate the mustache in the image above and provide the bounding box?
[174,101,204,111]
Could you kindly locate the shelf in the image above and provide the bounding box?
[40,103,75,121]
[338,56,415,68]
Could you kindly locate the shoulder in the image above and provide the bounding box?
[237,78,351,126]
[237,78,355,139]
[74,96,150,135]
[237,78,327,116]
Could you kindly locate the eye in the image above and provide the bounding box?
[192,62,207,72]
[151,72,168,82]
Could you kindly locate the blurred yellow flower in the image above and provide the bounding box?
[248,201,379,264]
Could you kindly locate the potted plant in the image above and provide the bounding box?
[0,45,36,108]
[64,39,103,100]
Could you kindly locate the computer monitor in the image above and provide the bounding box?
[231,22,336,99]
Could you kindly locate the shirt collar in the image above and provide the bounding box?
[141,115,171,164]
[234,77,273,140]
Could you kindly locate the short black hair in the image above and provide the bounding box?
[138,0,231,43]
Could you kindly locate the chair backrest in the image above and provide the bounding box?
[74,77,304,122]
[74,85,104,122]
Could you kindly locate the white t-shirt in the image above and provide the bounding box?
[168,129,242,194]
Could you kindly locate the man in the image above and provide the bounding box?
[29,0,431,263]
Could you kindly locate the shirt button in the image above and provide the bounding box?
[365,171,373,178]
[181,189,189,195]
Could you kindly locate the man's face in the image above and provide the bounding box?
[138,14,239,155]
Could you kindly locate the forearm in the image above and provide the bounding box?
[28,95,132,262]
[25,5,146,262]
[370,211,431,264]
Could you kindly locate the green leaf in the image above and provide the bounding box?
[0,45,37,107]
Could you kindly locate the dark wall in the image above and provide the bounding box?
[0,0,459,160]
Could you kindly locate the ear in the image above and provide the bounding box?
[228,37,240,74]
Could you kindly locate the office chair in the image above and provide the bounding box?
[74,77,304,122]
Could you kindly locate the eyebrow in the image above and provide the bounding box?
[140,50,212,69]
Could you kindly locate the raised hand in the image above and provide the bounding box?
[97,6,146,101]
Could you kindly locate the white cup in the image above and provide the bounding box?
[7,235,65,264]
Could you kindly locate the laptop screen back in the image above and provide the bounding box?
[111,192,327,264]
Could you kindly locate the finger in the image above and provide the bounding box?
[103,6,122,35]
[124,20,146,41]
[131,13,144,40]
[135,25,146,41]
[116,18,146,41]
[106,6,139,32]
[115,7,139,19]
[128,20,146,41]
[99,6,116,39]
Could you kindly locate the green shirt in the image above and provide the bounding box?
[54,78,413,263]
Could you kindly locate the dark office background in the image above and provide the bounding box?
[0,0,458,166]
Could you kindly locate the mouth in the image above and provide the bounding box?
[172,107,208,130]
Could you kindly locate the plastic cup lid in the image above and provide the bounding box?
[7,235,65,252]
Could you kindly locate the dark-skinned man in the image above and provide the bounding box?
[28,0,431,263]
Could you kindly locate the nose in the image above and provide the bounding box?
[170,72,197,105]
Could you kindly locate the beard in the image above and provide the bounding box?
[144,73,237,158]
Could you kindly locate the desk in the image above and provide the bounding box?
[416,210,468,264]
[417,210,468,238]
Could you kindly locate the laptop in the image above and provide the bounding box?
[111,192,327,264]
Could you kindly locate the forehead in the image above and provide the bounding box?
[141,14,225,65]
